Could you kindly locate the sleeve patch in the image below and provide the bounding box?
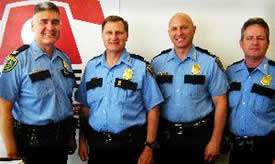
[215,57,225,71]
[2,55,18,72]
[146,63,154,77]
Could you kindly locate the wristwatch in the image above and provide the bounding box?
[144,141,157,150]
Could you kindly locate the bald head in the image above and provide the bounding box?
[168,12,196,51]
[169,12,194,28]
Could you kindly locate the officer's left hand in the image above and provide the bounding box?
[68,135,77,155]
[138,146,153,164]
[204,139,220,163]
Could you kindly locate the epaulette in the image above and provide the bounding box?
[152,48,172,61]
[129,53,155,77]
[160,48,172,55]
[195,46,226,71]
[195,46,215,58]
[130,53,145,62]
[56,47,64,53]
[88,54,102,62]
[226,59,244,69]
[268,60,275,66]
[10,44,29,56]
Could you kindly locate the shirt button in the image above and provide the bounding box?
[176,89,180,92]
[248,76,251,79]
[242,102,246,105]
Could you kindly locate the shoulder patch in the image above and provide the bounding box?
[195,46,215,58]
[152,48,172,61]
[2,45,29,73]
[10,44,29,57]
[146,62,154,77]
[129,53,145,62]
[227,59,244,69]
[215,57,225,71]
[268,60,275,66]
[2,55,18,72]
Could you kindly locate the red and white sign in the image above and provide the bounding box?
[0,0,118,65]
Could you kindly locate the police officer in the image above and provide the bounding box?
[151,12,228,164]
[225,17,275,164]
[76,15,164,164]
[0,2,76,164]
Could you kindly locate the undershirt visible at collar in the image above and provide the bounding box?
[247,67,255,73]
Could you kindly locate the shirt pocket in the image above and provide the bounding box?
[183,74,206,98]
[86,78,104,106]
[28,70,54,97]
[159,83,172,101]
[228,91,241,109]
[29,75,55,98]
[62,73,75,97]
[252,93,274,114]
[251,84,274,113]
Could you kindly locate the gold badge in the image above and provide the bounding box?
[63,60,69,72]
[2,55,18,72]
[191,64,200,74]
[123,68,133,80]
[260,75,272,86]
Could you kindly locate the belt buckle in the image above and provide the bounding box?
[174,123,184,135]
[103,133,112,143]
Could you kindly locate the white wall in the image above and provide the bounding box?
[119,0,275,67]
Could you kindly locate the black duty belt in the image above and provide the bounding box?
[163,112,214,135]
[230,132,275,152]
[88,125,146,145]
[13,117,74,147]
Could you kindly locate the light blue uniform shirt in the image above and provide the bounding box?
[76,49,164,134]
[152,46,228,123]
[0,41,75,125]
[225,58,275,136]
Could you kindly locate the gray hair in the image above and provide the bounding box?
[34,1,60,15]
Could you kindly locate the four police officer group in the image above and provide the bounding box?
[0,1,274,164]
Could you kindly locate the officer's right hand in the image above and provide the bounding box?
[78,139,88,161]
[138,146,153,164]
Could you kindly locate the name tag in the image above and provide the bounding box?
[29,70,51,82]
[156,74,173,84]
[229,82,241,91]
[251,84,275,99]
[86,78,103,90]
[184,75,205,85]
[115,78,137,91]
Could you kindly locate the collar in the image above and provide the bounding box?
[95,49,132,68]
[234,58,269,75]
[254,58,269,75]
[30,41,61,61]
[168,45,197,62]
